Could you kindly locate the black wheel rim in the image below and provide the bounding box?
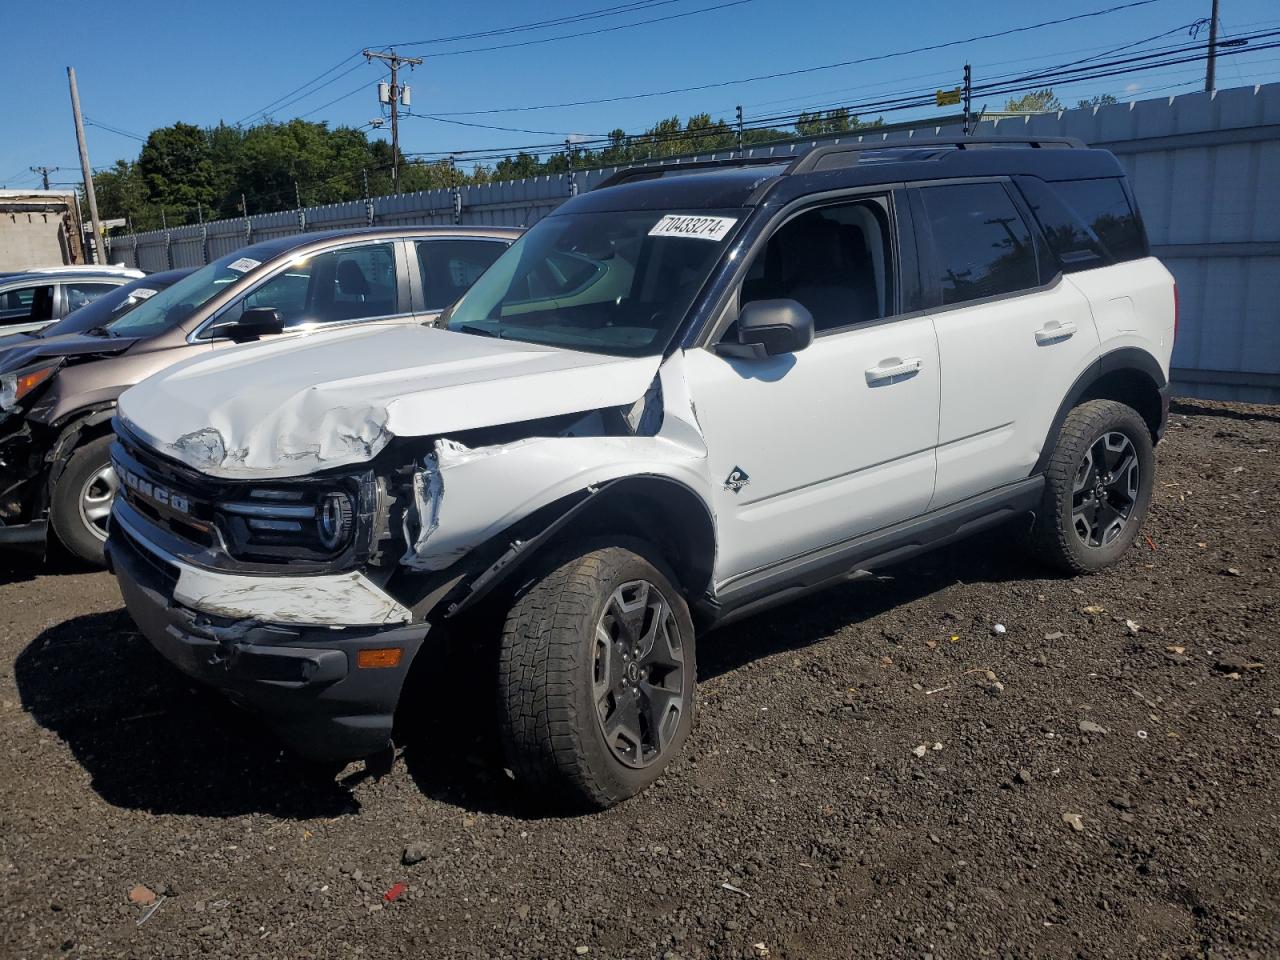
[1071,431,1140,548]
[593,579,686,769]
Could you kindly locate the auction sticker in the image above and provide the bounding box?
[131,288,158,299]
[226,257,261,273]
[648,214,737,242]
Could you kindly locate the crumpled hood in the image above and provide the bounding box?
[118,323,661,479]
[0,331,138,374]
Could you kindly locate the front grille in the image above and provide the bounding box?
[112,423,366,568]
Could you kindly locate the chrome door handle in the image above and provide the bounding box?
[865,357,923,384]
[1035,321,1077,345]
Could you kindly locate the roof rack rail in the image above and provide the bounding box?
[785,135,1087,174]
[593,155,785,191]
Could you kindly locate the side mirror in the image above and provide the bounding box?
[211,306,284,343]
[719,298,814,359]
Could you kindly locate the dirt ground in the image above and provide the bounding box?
[1,398,1277,960]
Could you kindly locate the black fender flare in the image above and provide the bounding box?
[435,473,718,620]
[44,403,117,493]
[1033,347,1168,475]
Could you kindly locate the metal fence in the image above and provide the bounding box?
[109,83,1280,402]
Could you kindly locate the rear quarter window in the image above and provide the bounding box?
[1019,176,1147,271]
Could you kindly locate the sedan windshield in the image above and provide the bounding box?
[104,252,257,338]
[446,209,740,356]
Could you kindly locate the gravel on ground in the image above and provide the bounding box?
[1,399,1277,959]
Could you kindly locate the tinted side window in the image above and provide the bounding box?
[417,239,506,311]
[1053,178,1146,263]
[0,284,54,326]
[920,183,1039,306]
[64,281,118,313]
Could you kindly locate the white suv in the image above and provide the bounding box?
[106,137,1175,809]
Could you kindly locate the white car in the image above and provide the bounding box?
[107,137,1176,809]
[0,265,143,335]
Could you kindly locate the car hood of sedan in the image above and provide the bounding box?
[0,331,138,374]
[117,323,662,479]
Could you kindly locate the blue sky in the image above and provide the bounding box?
[2,0,1278,188]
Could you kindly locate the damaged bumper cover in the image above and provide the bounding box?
[0,419,52,550]
[108,501,425,760]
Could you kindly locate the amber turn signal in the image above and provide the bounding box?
[356,647,402,669]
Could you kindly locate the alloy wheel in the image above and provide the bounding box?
[593,579,687,768]
[77,464,119,543]
[1071,431,1140,548]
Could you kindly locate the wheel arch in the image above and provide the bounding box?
[1034,348,1167,475]
[45,403,117,492]
[430,474,718,623]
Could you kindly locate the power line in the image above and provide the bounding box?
[430,0,1170,116]
[396,34,1278,163]
[388,0,692,46]
[84,117,147,141]
[419,0,756,59]
[239,59,372,127]
[233,51,364,127]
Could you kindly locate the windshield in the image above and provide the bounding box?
[446,209,740,356]
[40,276,177,338]
[104,252,257,337]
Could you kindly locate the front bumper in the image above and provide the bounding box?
[0,419,52,551]
[107,505,429,761]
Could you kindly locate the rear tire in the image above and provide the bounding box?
[498,542,696,810]
[50,435,117,567]
[1029,399,1154,574]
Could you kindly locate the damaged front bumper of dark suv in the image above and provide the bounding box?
[106,499,429,761]
[0,417,52,551]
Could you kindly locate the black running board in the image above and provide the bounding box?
[701,477,1043,628]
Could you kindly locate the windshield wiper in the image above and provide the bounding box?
[458,323,501,338]
[84,325,117,338]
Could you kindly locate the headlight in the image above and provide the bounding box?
[318,491,355,550]
[0,363,58,411]
[216,485,359,560]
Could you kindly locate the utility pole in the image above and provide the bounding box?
[67,67,104,264]
[363,49,422,194]
[736,105,744,151]
[963,63,973,135]
[1205,0,1221,92]
[30,166,62,190]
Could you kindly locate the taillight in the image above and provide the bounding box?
[1171,281,1179,344]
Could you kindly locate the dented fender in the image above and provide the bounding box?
[401,351,715,574]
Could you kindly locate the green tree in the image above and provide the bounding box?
[1076,93,1118,109]
[1004,89,1064,113]
[137,122,216,223]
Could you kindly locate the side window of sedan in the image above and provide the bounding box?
[0,284,54,326]
[240,243,400,329]
[417,239,506,311]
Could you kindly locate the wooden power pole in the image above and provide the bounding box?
[1205,0,1221,92]
[67,67,105,264]
[363,49,422,194]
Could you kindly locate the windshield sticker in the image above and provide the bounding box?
[131,287,158,300]
[226,257,261,273]
[648,215,738,242]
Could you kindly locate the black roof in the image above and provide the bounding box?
[567,137,1126,215]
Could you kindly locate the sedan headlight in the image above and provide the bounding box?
[0,362,59,411]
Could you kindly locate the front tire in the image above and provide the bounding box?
[1029,399,1155,574]
[498,543,696,810]
[50,435,118,567]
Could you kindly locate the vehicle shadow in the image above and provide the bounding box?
[697,525,1046,682]
[14,610,359,819]
[401,524,1052,817]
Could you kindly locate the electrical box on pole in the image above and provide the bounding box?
[364,49,423,196]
